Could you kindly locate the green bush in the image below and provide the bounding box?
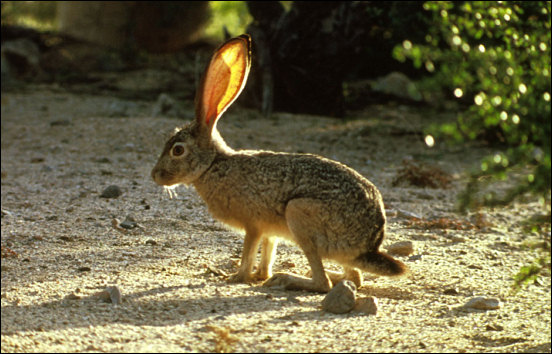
[393,1,550,289]
[394,1,551,210]
[1,1,57,30]
[203,1,252,40]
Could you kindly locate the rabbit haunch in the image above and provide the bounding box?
[151,34,406,293]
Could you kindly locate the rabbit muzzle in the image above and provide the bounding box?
[151,166,179,187]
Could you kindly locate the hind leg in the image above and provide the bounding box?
[309,266,363,288]
[343,266,363,288]
[263,199,332,293]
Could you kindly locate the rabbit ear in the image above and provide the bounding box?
[196,34,251,132]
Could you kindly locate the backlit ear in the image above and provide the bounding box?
[196,34,251,131]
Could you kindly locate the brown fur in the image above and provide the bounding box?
[151,35,406,293]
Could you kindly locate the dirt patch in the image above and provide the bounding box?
[1,86,550,352]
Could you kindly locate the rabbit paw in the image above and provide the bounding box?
[227,271,253,284]
[252,268,272,281]
[263,273,293,289]
[264,272,332,292]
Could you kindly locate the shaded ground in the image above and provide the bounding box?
[1,85,550,352]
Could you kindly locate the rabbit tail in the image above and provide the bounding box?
[353,251,407,277]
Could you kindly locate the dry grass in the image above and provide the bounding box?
[392,159,452,189]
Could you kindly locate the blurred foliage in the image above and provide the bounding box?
[1,1,253,41]
[512,247,550,291]
[348,1,432,79]
[1,1,57,30]
[394,1,551,291]
[394,1,551,211]
[203,1,252,40]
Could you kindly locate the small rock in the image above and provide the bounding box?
[354,296,378,315]
[407,254,423,262]
[464,296,501,310]
[111,218,128,234]
[77,266,91,272]
[119,219,137,229]
[100,185,122,199]
[50,120,71,127]
[443,287,459,295]
[94,157,111,164]
[206,265,228,277]
[1,209,15,218]
[96,286,122,304]
[394,208,422,220]
[386,241,414,256]
[64,293,82,300]
[373,71,422,101]
[287,296,301,304]
[322,280,357,314]
[105,100,137,117]
[107,286,122,304]
[485,323,504,331]
[152,93,176,115]
[145,239,157,246]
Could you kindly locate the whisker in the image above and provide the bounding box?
[163,185,178,199]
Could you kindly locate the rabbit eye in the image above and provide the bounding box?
[171,143,186,157]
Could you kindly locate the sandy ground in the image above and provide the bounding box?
[1,86,550,352]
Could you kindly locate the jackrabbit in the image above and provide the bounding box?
[151,34,407,293]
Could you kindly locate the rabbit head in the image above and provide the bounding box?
[151,35,251,187]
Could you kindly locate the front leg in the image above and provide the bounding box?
[253,237,278,281]
[228,228,262,284]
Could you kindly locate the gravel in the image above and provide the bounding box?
[1,87,550,353]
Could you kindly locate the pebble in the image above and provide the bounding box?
[94,157,111,164]
[64,293,82,300]
[354,296,378,315]
[100,185,122,199]
[96,286,122,304]
[119,215,144,230]
[49,119,71,127]
[485,323,504,331]
[1,209,15,217]
[386,241,415,256]
[464,296,501,310]
[322,280,357,314]
[443,287,459,295]
[111,218,128,234]
[120,219,138,229]
[395,208,422,220]
[408,254,423,262]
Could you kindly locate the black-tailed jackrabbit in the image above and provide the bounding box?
[152,35,407,292]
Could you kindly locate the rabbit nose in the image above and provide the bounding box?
[151,167,163,185]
